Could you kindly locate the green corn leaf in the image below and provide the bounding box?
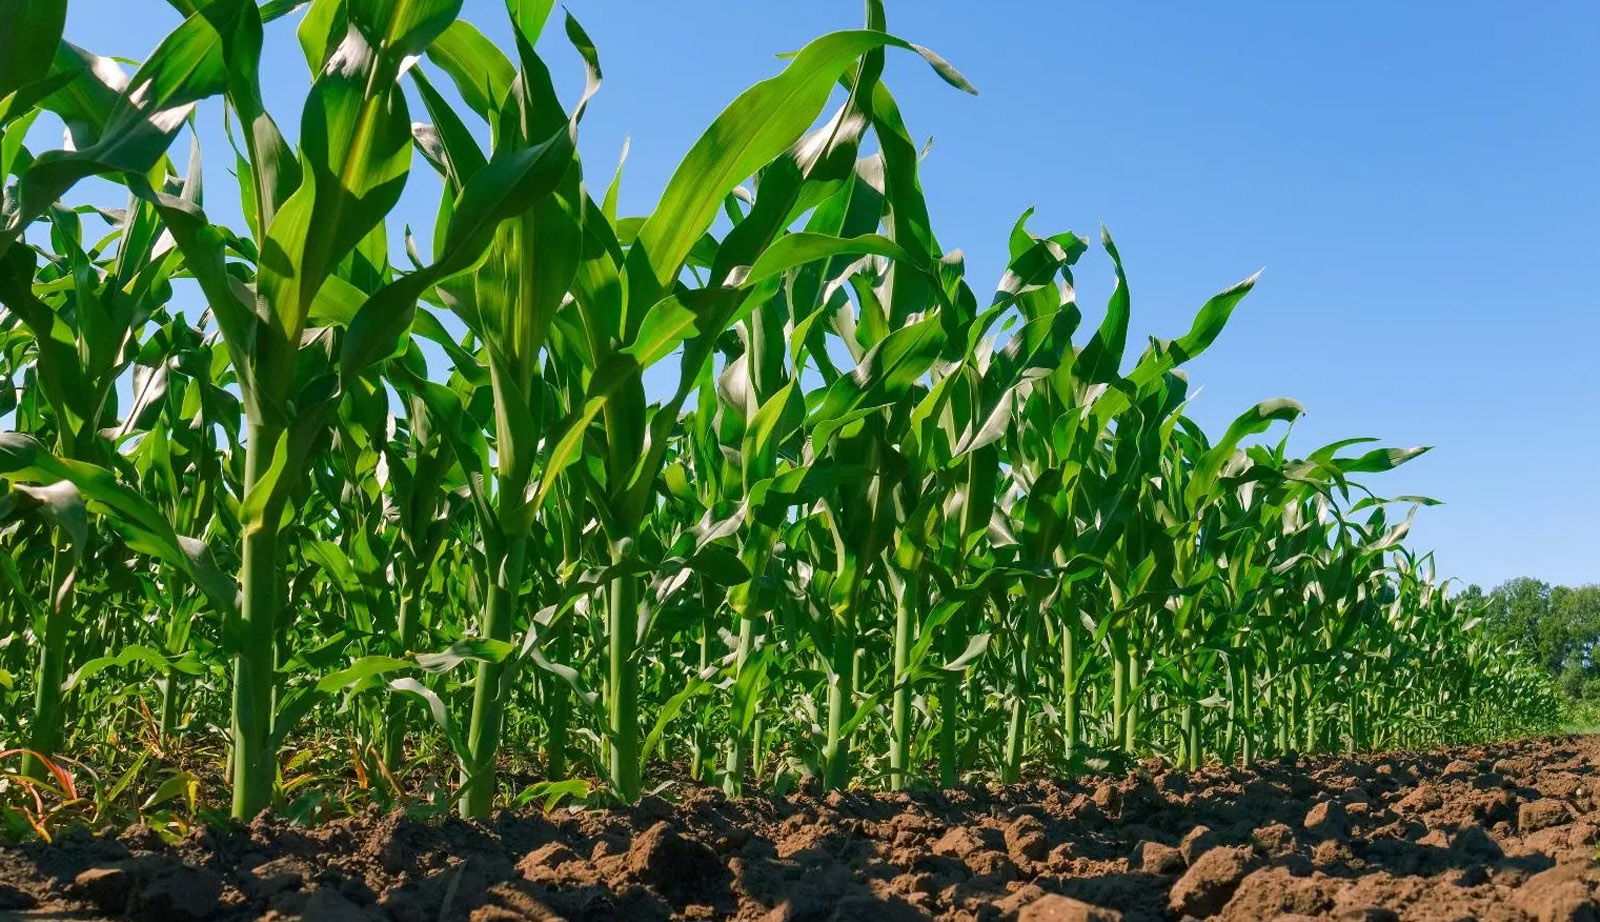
[316,655,414,694]
[628,29,974,309]
[0,0,68,104]
[425,19,515,119]
[64,645,203,692]
[8,8,231,249]
[414,638,516,673]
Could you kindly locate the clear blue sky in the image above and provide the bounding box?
[54,1,1600,589]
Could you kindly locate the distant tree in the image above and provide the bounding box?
[1551,584,1600,669]
[1476,578,1600,697]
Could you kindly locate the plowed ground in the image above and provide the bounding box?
[3,735,1598,922]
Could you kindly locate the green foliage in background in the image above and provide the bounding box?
[1464,579,1600,705]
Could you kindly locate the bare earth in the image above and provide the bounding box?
[3,735,1599,921]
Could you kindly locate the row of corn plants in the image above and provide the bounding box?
[0,0,1563,823]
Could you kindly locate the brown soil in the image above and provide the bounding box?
[3,736,1599,922]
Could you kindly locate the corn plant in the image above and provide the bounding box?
[0,0,1566,826]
